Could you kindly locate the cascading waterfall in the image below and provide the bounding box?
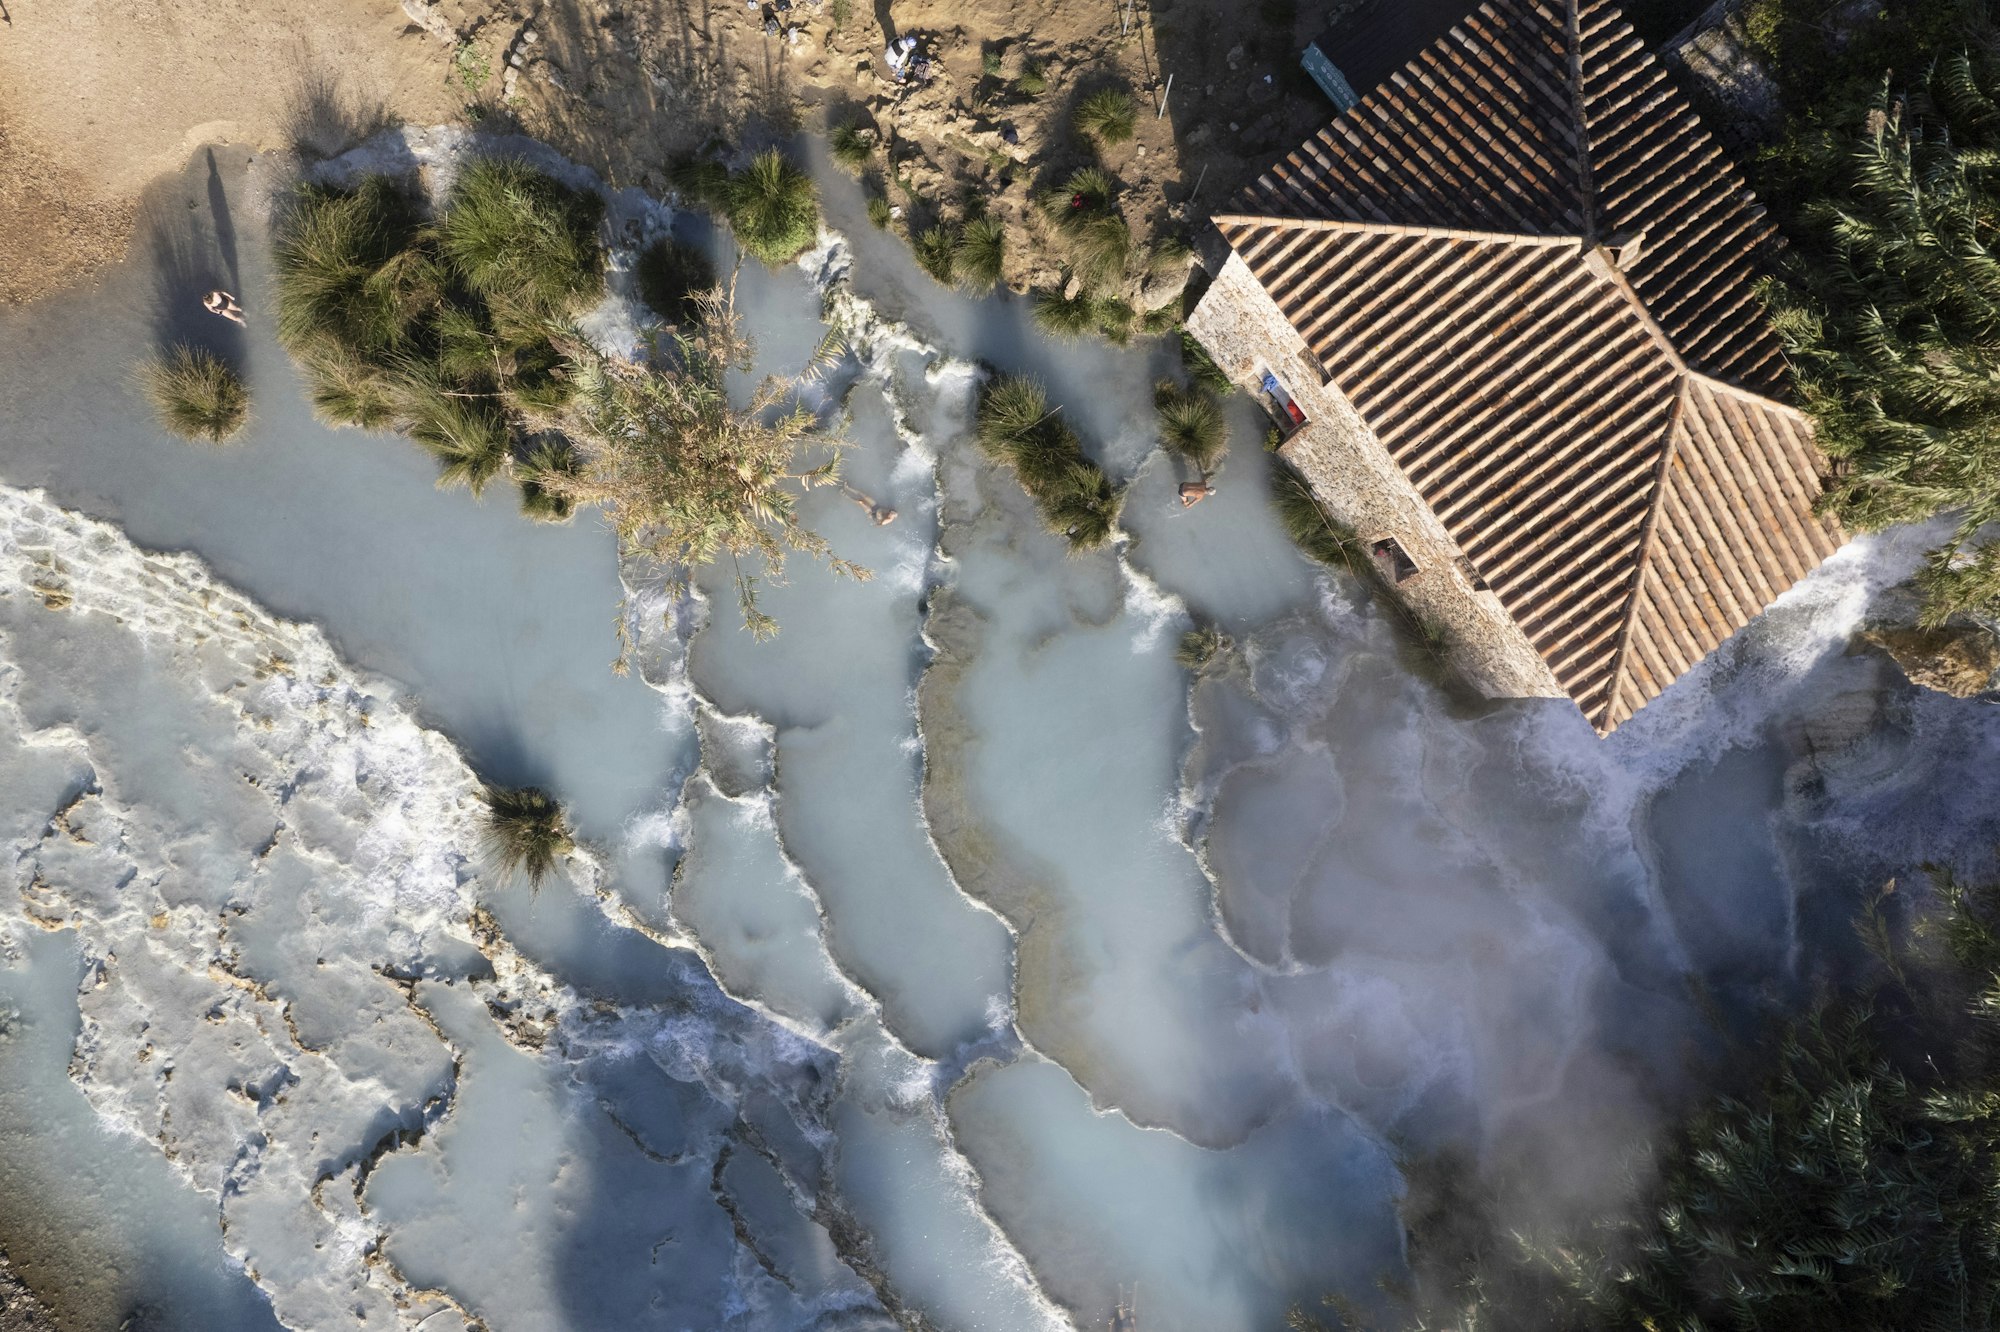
[0,126,1994,1332]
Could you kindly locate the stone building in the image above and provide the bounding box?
[1186,0,1843,733]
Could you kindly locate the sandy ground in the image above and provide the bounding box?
[1,0,1339,307]
[0,0,461,305]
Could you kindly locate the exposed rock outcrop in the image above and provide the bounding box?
[1859,622,2000,698]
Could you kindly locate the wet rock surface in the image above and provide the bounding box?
[0,1254,54,1332]
[1859,621,2000,697]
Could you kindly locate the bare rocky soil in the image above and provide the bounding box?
[421,0,1344,303]
[0,1254,53,1332]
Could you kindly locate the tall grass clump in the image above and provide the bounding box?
[723,148,821,268]
[1046,167,1129,287]
[1176,623,1232,672]
[272,164,611,493]
[1155,380,1228,472]
[517,438,579,522]
[480,784,573,890]
[830,122,874,173]
[954,215,1006,293]
[976,375,1122,550]
[1272,468,1355,568]
[437,158,604,328]
[914,225,957,284]
[1032,288,1095,340]
[1180,330,1233,396]
[141,345,251,443]
[1073,86,1138,144]
[635,236,717,325]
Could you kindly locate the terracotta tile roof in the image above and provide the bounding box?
[1210,0,1841,731]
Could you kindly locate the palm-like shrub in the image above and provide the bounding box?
[955,216,1006,293]
[976,374,1122,550]
[1073,86,1138,144]
[548,290,864,638]
[1047,167,1129,287]
[479,784,573,889]
[724,148,820,268]
[1766,51,2000,619]
[634,236,717,326]
[142,345,250,443]
[1155,381,1228,472]
[438,158,604,329]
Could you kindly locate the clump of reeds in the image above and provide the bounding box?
[866,193,893,229]
[1045,167,1129,287]
[635,236,717,326]
[271,163,606,494]
[914,224,957,284]
[141,345,251,443]
[830,122,874,173]
[722,148,821,268]
[1180,331,1233,396]
[1032,288,1096,340]
[479,784,574,890]
[438,158,605,325]
[954,216,1006,294]
[1073,86,1138,145]
[1271,468,1356,568]
[1154,380,1228,472]
[1176,623,1232,672]
[517,437,579,522]
[976,375,1122,550]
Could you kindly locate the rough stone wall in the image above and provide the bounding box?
[1187,253,1569,703]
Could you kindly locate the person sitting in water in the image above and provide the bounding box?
[202,290,245,325]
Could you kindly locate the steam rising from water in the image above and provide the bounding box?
[0,130,1994,1332]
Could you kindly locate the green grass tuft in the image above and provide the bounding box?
[1073,86,1138,145]
[438,158,605,330]
[724,148,821,268]
[866,193,894,229]
[954,215,1006,293]
[517,437,579,522]
[830,122,874,173]
[1180,331,1233,396]
[914,224,957,284]
[1154,381,1229,471]
[976,374,1122,550]
[1176,624,1232,672]
[635,236,717,325]
[141,345,251,443]
[1016,61,1047,96]
[1032,287,1096,340]
[480,784,574,890]
[1272,468,1355,568]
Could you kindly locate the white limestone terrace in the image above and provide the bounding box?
[0,123,1994,1332]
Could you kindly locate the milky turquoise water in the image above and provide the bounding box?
[0,133,1994,1332]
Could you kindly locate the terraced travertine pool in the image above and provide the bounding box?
[0,134,1993,1332]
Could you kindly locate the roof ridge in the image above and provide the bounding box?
[1212,214,1583,248]
[1682,367,1811,425]
[1559,0,1599,242]
[1597,372,1689,731]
